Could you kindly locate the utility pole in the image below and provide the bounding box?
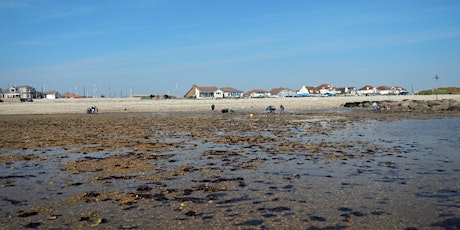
[176,83,178,98]
[434,75,439,100]
[94,84,98,98]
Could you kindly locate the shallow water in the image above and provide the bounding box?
[211,117,460,229]
[1,116,459,229]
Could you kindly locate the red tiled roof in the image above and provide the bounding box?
[377,85,390,90]
[359,85,374,90]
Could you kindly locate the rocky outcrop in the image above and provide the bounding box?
[343,99,460,112]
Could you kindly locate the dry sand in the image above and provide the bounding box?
[1,95,460,229]
[1,94,460,115]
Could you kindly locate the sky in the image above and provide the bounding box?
[1,0,459,97]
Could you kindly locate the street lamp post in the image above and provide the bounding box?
[434,75,440,100]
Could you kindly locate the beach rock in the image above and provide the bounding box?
[343,99,460,112]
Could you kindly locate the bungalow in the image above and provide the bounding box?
[336,86,357,95]
[43,90,61,99]
[61,92,82,98]
[297,85,315,96]
[243,89,269,98]
[317,83,339,96]
[392,86,408,95]
[220,86,243,98]
[184,84,221,99]
[357,85,377,95]
[269,87,297,97]
[377,85,392,95]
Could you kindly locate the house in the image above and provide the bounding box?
[17,86,36,99]
[243,89,269,98]
[61,92,82,98]
[392,86,408,95]
[43,90,61,99]
[377,85,392,95]
[0,86,38,99]
[297,85,315,96]
[220,86,243,98]
[269,87,297,97]
[336,87,357,95]
[184,84,220,99]
[214,89,223,98]
[357,85,377,95]
[1,86,19,98]
[317,83,339,96]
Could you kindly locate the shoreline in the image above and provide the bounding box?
[1,94,460,115]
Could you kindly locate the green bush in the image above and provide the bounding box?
[417,89,449,95]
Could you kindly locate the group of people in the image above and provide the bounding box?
[86,106,98,114]
[211,104,285,114]
[372,102,391,111]
[266,105,285,114]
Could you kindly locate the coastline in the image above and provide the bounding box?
[1,94,460,115]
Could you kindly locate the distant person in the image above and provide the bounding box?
[279,105,285,113]
[211,104,215,111]
[372,102,379,111]
[385,103,391,110]
[266,105,276,114]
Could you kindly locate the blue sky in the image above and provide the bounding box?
[1,0,459,97]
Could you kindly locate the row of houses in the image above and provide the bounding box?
[0,86,61,99]
[1,83,408,100]
[184,84,408,99]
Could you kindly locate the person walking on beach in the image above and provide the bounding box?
[280,105,285,113]
[211,104,215,111]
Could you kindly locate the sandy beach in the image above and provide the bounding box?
[1,94,460,115]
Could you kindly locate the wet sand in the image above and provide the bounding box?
[1,97,460,229]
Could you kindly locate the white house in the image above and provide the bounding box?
[357,85,377,95]
[392,86,408,95]
[44,90,60,99]
[317,83,340,96]
[220,86,243,98]
[377,86,391,95]
[1,86,20,98]
[214,89,223,99]
[184,84,228,99]
[243,89,269,98]
[297,85,316,96]
[1,86,37,99]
